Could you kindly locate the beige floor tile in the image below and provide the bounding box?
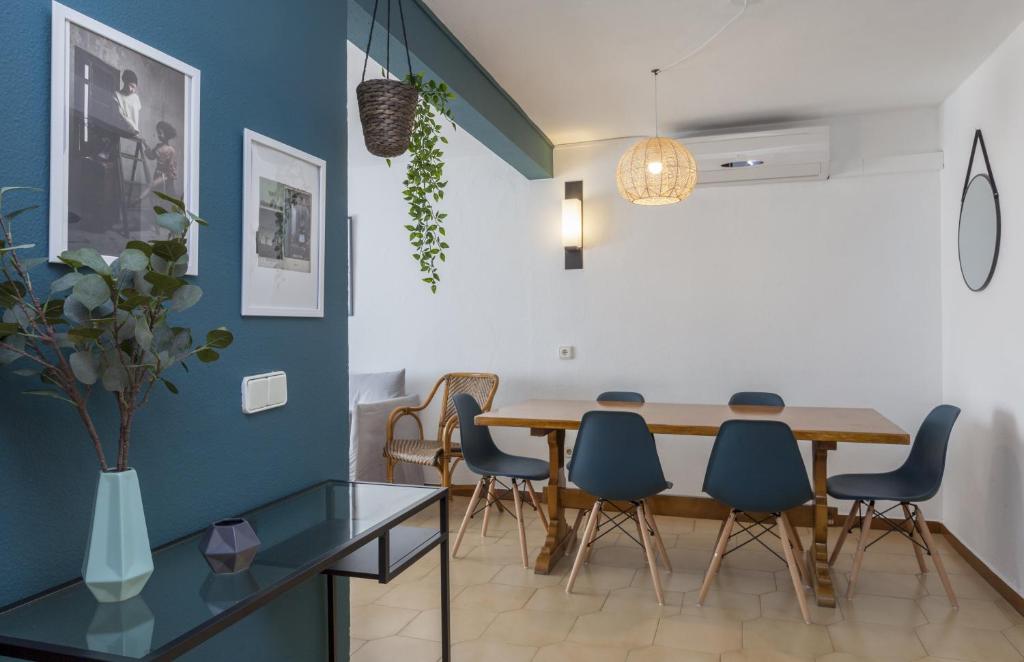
[1007,624,1024,655]
[425,559,502,586]
[399,607,496,643]
[351,604,421,640]
[569,564,638,591]
[351,578,394,606]
[464,542,541,566]
[375,577,458,611]
[744,618,832,657]
[710,567,779,595]
[815,654,906,662]
[533,641,630,662]
[634,570,705,593]
[833,550,932,576]
[350,638,366,655]
[666,546,724,573]
[923,571,1002,601]
[653,515,697,534]
[918,595,1016,630]
[627,646,718,662]
[453,582,536,612]
[387,553,441,585]
[759,590,842,625]
[827,622,925,660]
[725,650,812,662]
[527,585,607,614]
[569,610,659,647]
[723,547,791,574]
[837,594,926,627]
[589,545,653,569]
[482,608,579,646]
[681,589,762,622]
[451,639,536,662]
[655,614,743,654]
[832,570,930,600]
[491,564,567,588]
[603,586,683,617]
[916,623,1023,662]
[350,635,440,662]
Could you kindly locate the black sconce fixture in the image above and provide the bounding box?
[562,180,583,270]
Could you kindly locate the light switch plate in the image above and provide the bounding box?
[242,371,287,414]
[558,346,575,360]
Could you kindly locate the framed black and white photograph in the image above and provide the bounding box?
[49,2,201,274]
[242,129,326,317]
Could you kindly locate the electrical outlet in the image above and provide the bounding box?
[558,345,575,360]
[565,446,574,460]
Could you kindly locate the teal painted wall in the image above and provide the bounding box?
[349,0,554,179]
[0,1,348,658]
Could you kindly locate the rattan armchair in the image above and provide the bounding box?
[384,373,499,488]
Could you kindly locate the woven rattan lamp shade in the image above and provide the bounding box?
[616,137,698,205]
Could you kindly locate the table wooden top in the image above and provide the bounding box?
[476,399,910,444]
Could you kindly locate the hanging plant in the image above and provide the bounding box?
[393,73,455,293]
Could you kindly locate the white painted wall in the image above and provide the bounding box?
[940,22,1024,595]
[348,43,944,514]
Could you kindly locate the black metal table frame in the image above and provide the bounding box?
[0,480,451,662]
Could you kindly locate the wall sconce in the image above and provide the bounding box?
[563,180,583,270]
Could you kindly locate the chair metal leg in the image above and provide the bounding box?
[636,502,664,605]
[780,512,808,586]
[846,500,875,599]
[779,513,811,624]
[830,500,860,566]
[481,478,496,538]
[566,501,601,594]
[452,478,486,557]
[644,499,673,573]
[914,505,958,609]
[525,480,549,529]
[698,510,736,605]
[902,502,928,574]
[511,479,529,568]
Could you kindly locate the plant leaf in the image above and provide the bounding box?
[169,284,202,312]
[196,348,219,363]
[69,351,99,385]
[60,247,111,275]
[205,327,233,349]
[72,274,111,310]
[50,271,84,293]
[118,248,149,271]
[22,389,75,406]
[155,212,188,235]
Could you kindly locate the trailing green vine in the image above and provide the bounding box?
[389,73,455,293]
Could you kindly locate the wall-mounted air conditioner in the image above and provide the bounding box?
[685,126,830,185]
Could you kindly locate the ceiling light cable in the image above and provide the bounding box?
[656,0,749,73]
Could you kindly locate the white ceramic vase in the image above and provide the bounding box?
[83,469,154,603]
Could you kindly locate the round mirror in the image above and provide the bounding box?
[958,173,1000,291]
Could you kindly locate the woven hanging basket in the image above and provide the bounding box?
[357,78,419,158]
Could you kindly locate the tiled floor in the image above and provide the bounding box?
[349,497,1024,662]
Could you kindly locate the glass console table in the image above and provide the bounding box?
[0,481,450,661]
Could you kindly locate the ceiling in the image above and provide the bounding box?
[423,0,1024,145]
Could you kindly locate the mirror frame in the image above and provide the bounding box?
[958,129,1001,292]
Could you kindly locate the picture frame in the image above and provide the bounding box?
[49,2,201,275]
[241,129,327,318]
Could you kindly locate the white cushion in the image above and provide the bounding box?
[348,369,405,410]
[350,393,423,483]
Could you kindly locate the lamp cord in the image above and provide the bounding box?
[657,0,749,73]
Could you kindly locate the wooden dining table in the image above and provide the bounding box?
[475,399,910,607]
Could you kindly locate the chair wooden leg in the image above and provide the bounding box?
[644,499,673,573]
[525,481,549,529]
[452,478,486,558]
[914,505,958,608]
[567,501,601,594]
[902,502,928,574]
[583,510,600,564]
[481,478,496,538]
[637,502,664,605]
[830,500,860,566]
[698,510,736,605]
[846,500,875,599]
[780,512,808,586]
[440,456,451,489]
[511,478,529,568]
[778,513,812,624]
[385,459,395,484]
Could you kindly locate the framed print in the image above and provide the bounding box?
[49,2,201,274]
[242,129,327,317]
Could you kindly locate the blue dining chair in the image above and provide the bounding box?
[729,391,785,407]
[450,393,550,567]
[597,391,645,403]
[827,405,961,606]
[565,410,673,604]
[699,419,814,623]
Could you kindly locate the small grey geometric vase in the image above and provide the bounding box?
[199,518,261,574]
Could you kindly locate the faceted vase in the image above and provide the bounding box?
[83,469,154,603]
[200,518,261,574]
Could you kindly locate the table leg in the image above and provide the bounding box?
[325,574,336,661]
[810,441,837,607]
[534,429,571,574]
[440,495,451,662]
